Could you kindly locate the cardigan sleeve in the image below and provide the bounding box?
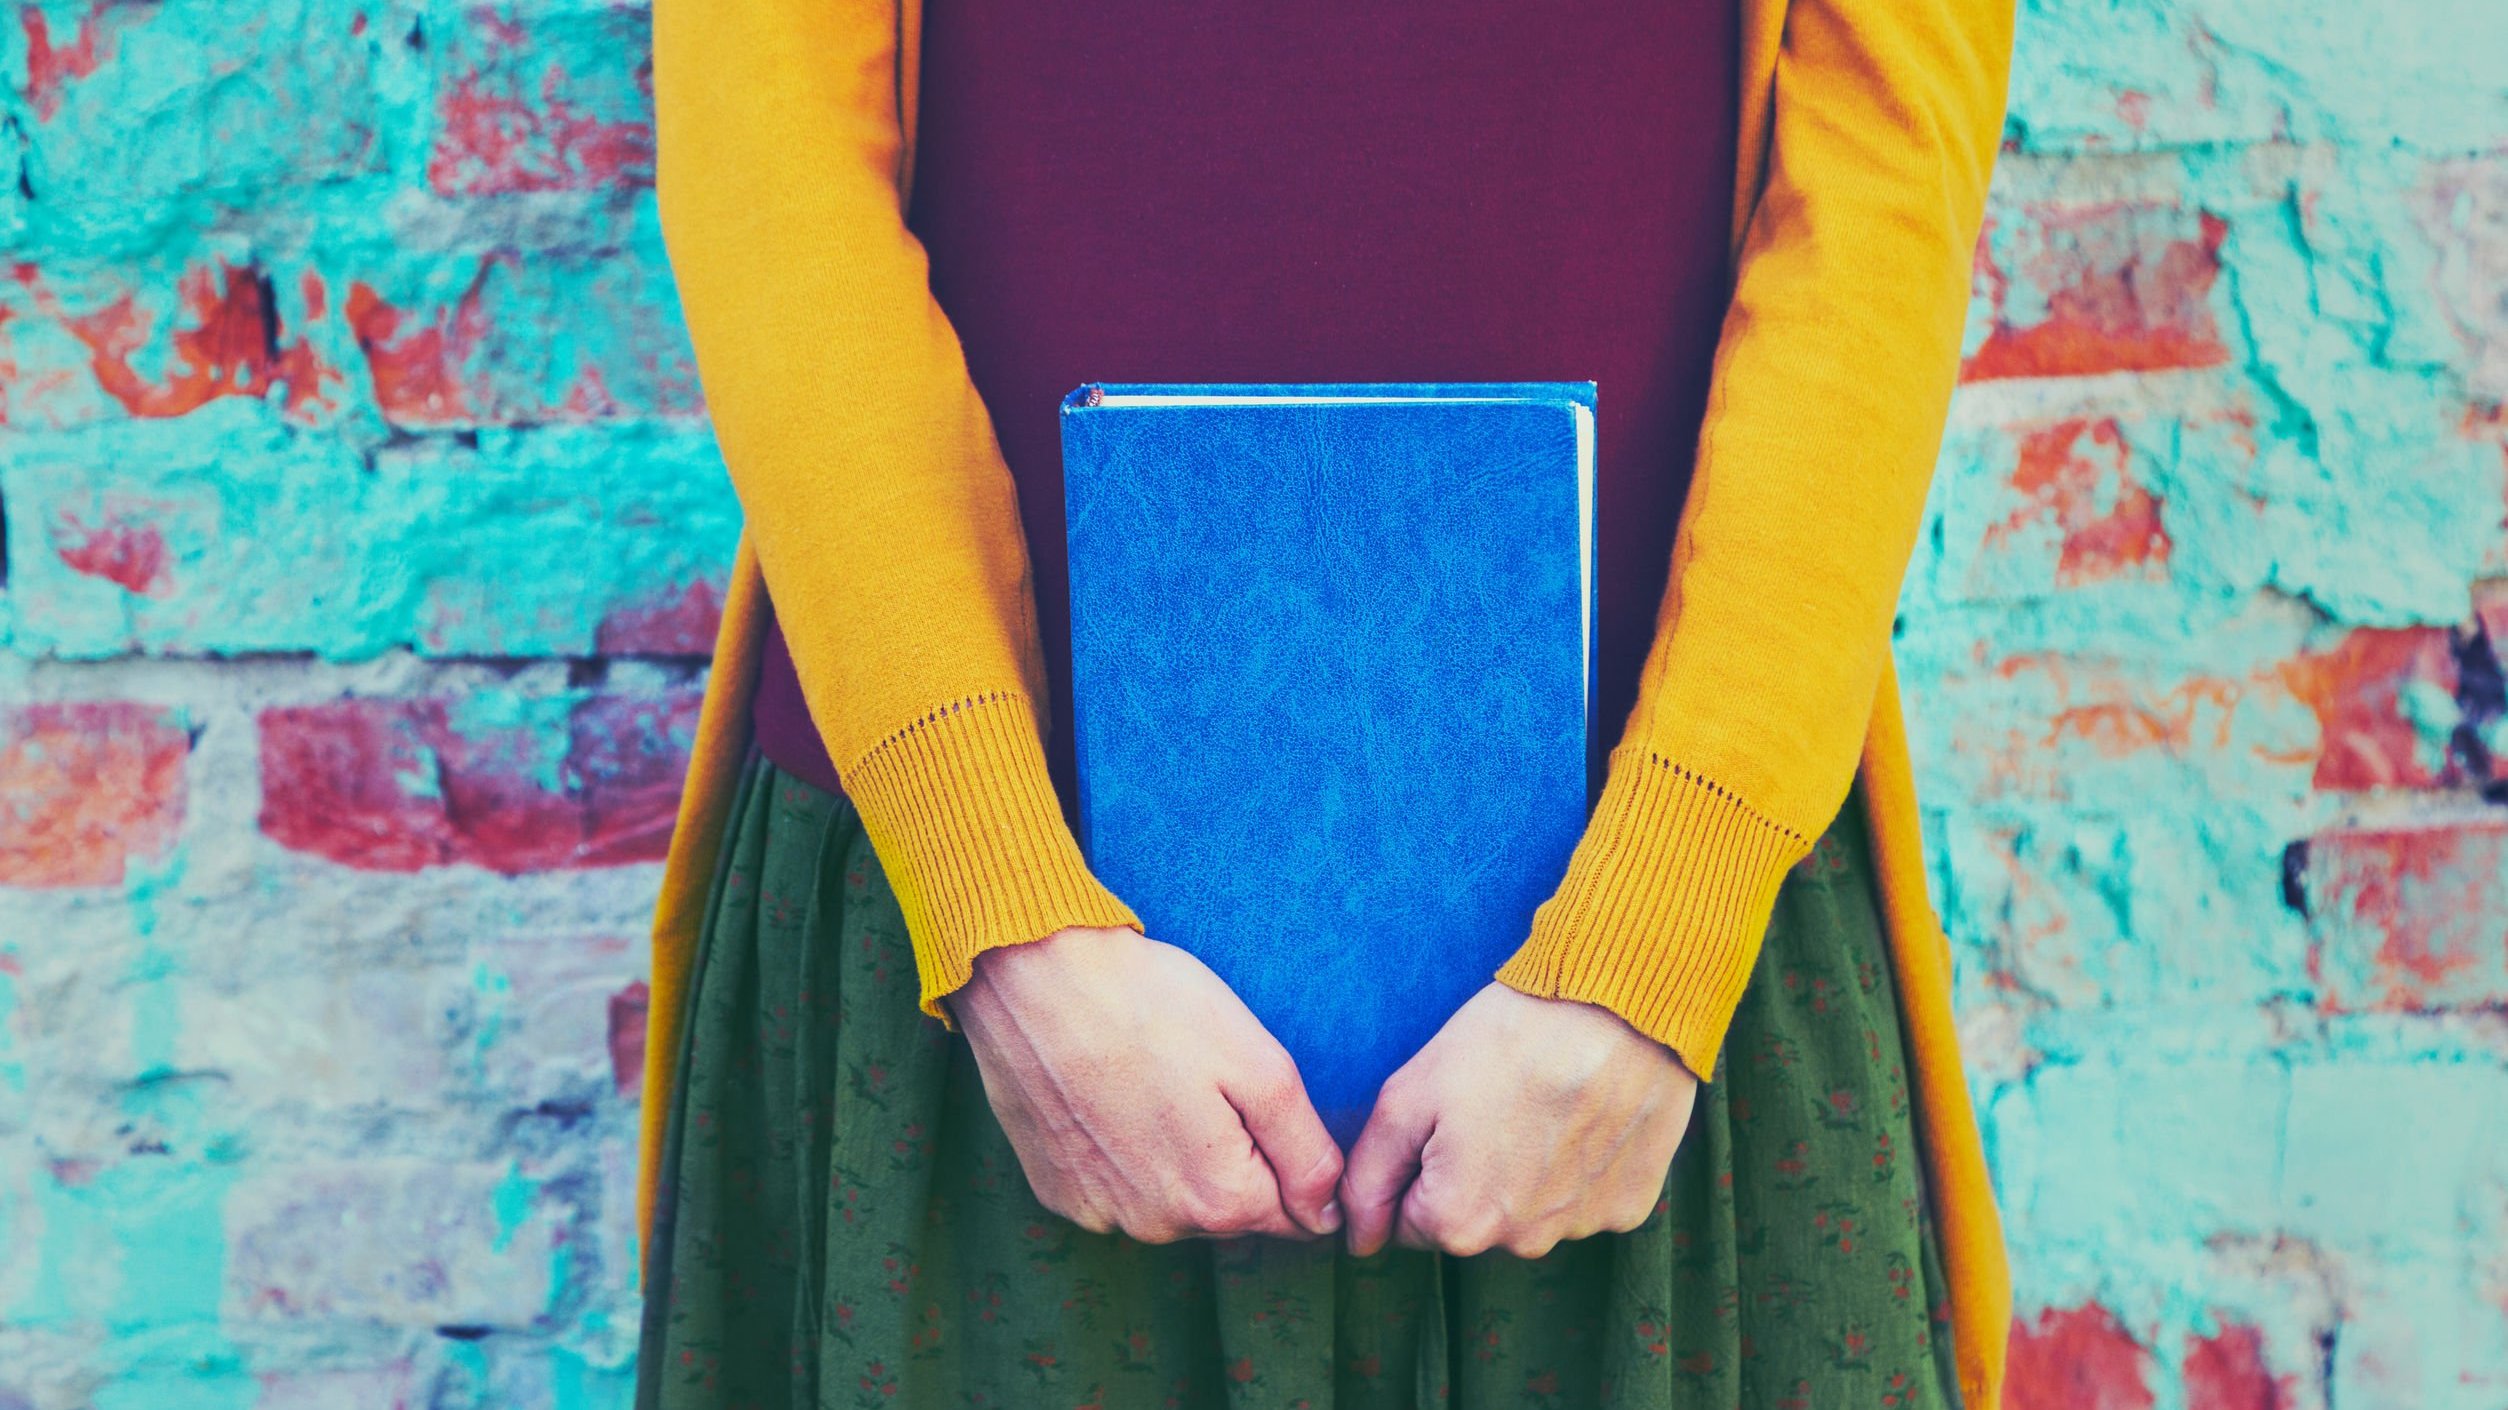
[650,0,1140,1019]
[1494,0,2016,1079]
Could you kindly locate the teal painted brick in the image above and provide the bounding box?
[2,0,2505,1405]
[0,407,737,659]
[2,0,403,244]
[2006,0,2508,155]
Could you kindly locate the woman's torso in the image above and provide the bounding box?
[754,0,1741,800]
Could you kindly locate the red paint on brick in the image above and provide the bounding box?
[256,691,697,874]
[1986,418,2172,586]
[2184,1323,2290,1410]
[19,5,113,121]
[1964,204,2231,382]
[57,260,334,420]
[2007,1305,2157,1410]
[2303,821,2508,1013]
[595,578,724,656]
[429,59,655,196]
[2278,627,2460,791]
[346,271,491,428]
[0,703,189,889]
[51,505,172,596]
[609,979,648,1096]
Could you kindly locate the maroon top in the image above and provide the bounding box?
[755,0,1741,805]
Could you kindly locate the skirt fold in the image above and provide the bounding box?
[639,760,1960,1409]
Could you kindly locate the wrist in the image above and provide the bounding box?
[955,924,1131,1021]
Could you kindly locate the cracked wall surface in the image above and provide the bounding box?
[1,1,2503,1406]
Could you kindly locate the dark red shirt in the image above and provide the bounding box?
[755,0,1740,804]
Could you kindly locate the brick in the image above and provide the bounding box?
[0,702,187,888]
[3,258,340,426]
[178,965,464,1111]
[223,1159,559,1326]
[1923,652,2313,810]
[2009,1304,2157,1410]
[256,690,697,874]
[1989,1058,2290,1249]
[343,244,700,430]
[0,426,741,661]
[250,1363,418,1410]
[2417,156,2508,404]
[595,576,724,656]
[48,497,172,596]
[610,977,647,1098]
[11,0,386,214]
[2276,627,2464,792]
[2004,4,2508,156]
[429,5,656,196]
[2280,1062,2508,1248]
[1956,416,2172,599]
[2185,1323,2294,1410]
[467,930,646,1105]
[1964,202,2230,382]
[2300,821,2508,1013]
[17,4,114,123]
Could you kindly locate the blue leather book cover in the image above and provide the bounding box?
[1061,382,1596,1143]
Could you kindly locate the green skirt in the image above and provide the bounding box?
[636,757,1961,1409]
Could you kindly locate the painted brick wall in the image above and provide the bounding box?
[0,1,2500,1407]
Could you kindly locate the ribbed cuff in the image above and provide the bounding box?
[840,690,1142,1025]
[1494,747,1812,1080]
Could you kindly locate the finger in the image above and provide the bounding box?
[1154,1152,1308,1242]
[1162,1088,1309,1242]
[1393,1177,1502,1258]
[1340,1080,1436,1257]
[1223,1056,1344,1237]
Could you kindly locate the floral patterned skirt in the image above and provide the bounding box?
[635,756,1961,1409]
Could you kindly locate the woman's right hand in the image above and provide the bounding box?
[949,925,1345,1243]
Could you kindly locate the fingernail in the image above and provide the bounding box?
[1318,1201,1343,1233]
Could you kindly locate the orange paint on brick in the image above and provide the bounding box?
[2277,627,2459,791]
[57,260,335,420]
[346,269,493,427]
[1986,418,2172,586]
[0,703,189,889]
[2048,675,2243,759]
[1964,204,2231,382]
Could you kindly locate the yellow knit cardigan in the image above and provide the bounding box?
[638,0,2017,1401]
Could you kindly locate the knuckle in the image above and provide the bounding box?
[1377,1070,1424,1109]
[1253,1051,1303,1100]
[1174,1181,1258,1234]
[1424,1201,1504,1257]
[1039,1190,1114,1237]
[1504,1230,1560,1260]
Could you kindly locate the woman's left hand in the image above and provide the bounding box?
[1338,983,1698,1259]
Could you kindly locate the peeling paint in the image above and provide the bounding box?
[0,0,2504,1406]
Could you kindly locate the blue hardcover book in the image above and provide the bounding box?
[1061,382,1596,1143]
